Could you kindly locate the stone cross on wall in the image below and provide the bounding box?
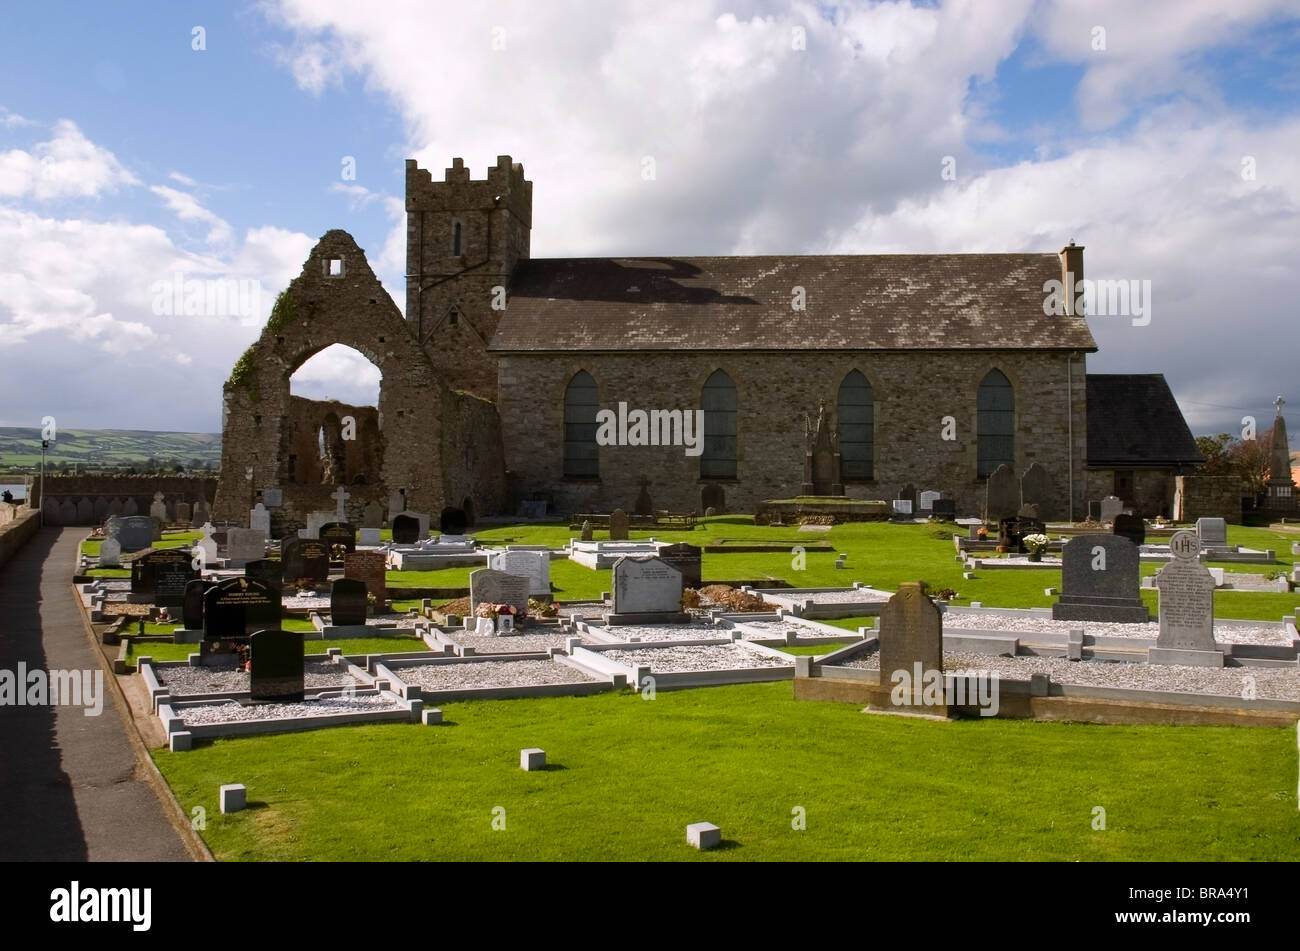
[1276,395,1286,415]
[333,485,350,519]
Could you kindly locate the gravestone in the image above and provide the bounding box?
[897,484,917,506]
[580,519,593,542]
[106,499,123,518]
[361,500,384,529]
[249,630,305,703]
[191,499,209,528]
[1099,496,1124,524]
[117,516,153,553]
[1017,503,1039,520]
[73,497,92,524]
[1019,463,1052,518]
[469,568,531,615]
[609,508,629,541]
[998,516,1021,552]
[261,488,283,507]
[387,490,406,520]
[194,528,218,568]
[150,515,164,542]
[1149,530,1222,666]
[281,537,329,583]
[1195,517,1228,548]
[877,582,944,714]
[343,550,387,602]
[359,527,381,546]
[226,528,266,568]
[612,556,683,616]
[658,543,703,588]
[202,578,280,663]
[635,478,654,517]
[984,464,1019,523]
[331,484,350,519]
[319,522,357,556]
[892,499,913,516]
[122,498,139,517]
[182,578,217,631]
[146,548,196,610]
[150,492,167,523]
[304,511,335,539]
[330,578,369,627]
[1086,500,1100,521]
[391,514,420,545]
[103,515,122,540]
[1015,517,1046,552]
[487,549,550,597]
[249,503,271,539]
[1111,513,1146,546]
[244,558,283,593]
[1051,534,1149,623]
[918,490,940,513]
[440,507,468,535]
[175,502,192,525]
[98,537,121,568]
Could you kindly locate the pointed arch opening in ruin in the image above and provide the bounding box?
[288,344,385,486]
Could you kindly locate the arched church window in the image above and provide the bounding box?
[563,371,600,478]
[701,370,738,480]
[977,369,1015,477]
[838,370,874,480]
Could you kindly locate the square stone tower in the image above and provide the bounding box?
[405,156,532,401]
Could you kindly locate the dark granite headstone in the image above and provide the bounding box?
[1086,500,1101,521]
[877,582,944,714]
[440,507,468,535]
[1112,513,1146,546]
[132,548,196,609]
[657,543,702,588]
[319,521,357,555]
[1015,517,1046,553]
[997,517,1021,551]
[244,558,284,592]
[608,508,629,541]
[281,537,328,583]
[930,499,956,519]
[201,577,281,664]
[182,578,217,631]
[392,514,419,545]
[330,578,369,627]
[1051,534,1149,623]
[249,630,305,703]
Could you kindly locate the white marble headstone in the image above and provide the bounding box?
[249,503,271,540]
[612,556,683,615]
[98,537,121,567]
[487,549,551,597]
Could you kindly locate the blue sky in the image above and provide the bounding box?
[1,0,1298,443]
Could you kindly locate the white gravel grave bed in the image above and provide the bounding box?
[393,659,598,689]
[325,613,417,627]
[157,658,360,695]
[839,650,1300,700]
[599,621,721,641]
[940,611,1292,646]
[727,620,847,641]
[281,594,331,610]
[763,588,893,604]
[179,694,405,724]
[601,644,794,672]
[449,631,590,653]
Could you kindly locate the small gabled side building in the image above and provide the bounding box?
[1083,374,1203,518]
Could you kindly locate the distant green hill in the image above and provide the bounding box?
[0,428,221,471]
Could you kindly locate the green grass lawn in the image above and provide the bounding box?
[153,682,1300,861]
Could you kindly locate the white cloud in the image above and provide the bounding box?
[1,107,34,128]
[329,181,380,210]
[168,170,198,186]
[149,185,234,245]
[0,119,139,200]
[290,342,382,405]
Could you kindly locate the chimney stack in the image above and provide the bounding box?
[1060,242,1084,316]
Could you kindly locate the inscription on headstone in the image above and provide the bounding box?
[1051,534,1149,623]
[469,568,531,615]
[1099,496,1124,523]
[244,558,283,592]
[1150,530,1220,666]
[201,578,280,664]
[612,556,683,615]
[486,549,550,597]
[657,543,702,588]
[281,537,329,583]
[319,522,357,556]
[116,516,153,552]
[343,550,387,602]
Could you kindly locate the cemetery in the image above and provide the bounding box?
[51,473,1300,859]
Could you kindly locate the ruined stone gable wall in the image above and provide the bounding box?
[497,349,1087,518]
[213,230,455,530]
[439,389,506,518]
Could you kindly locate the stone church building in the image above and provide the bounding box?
[213,156,1199,531]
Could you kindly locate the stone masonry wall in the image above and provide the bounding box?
[497,349,1088,518]
[1175,474,1243,524]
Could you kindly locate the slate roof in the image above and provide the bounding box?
[1086,375,1204,468]
[491,255,1097,352]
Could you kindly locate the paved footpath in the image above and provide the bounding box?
[0,527,196,861]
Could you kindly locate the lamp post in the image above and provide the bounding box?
[39,439,48,527]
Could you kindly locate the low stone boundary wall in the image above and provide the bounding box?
[0,507,41,572]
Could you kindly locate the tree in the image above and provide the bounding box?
[1194,433,1233,476]
[1228,429,1273,497]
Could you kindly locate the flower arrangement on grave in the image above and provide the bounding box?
[476,602,521,619]
[527,598,559,618]
[330,543,346,561]
[1023,533,1049,562]
[295,576,316,595]
[976,525,988,539]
